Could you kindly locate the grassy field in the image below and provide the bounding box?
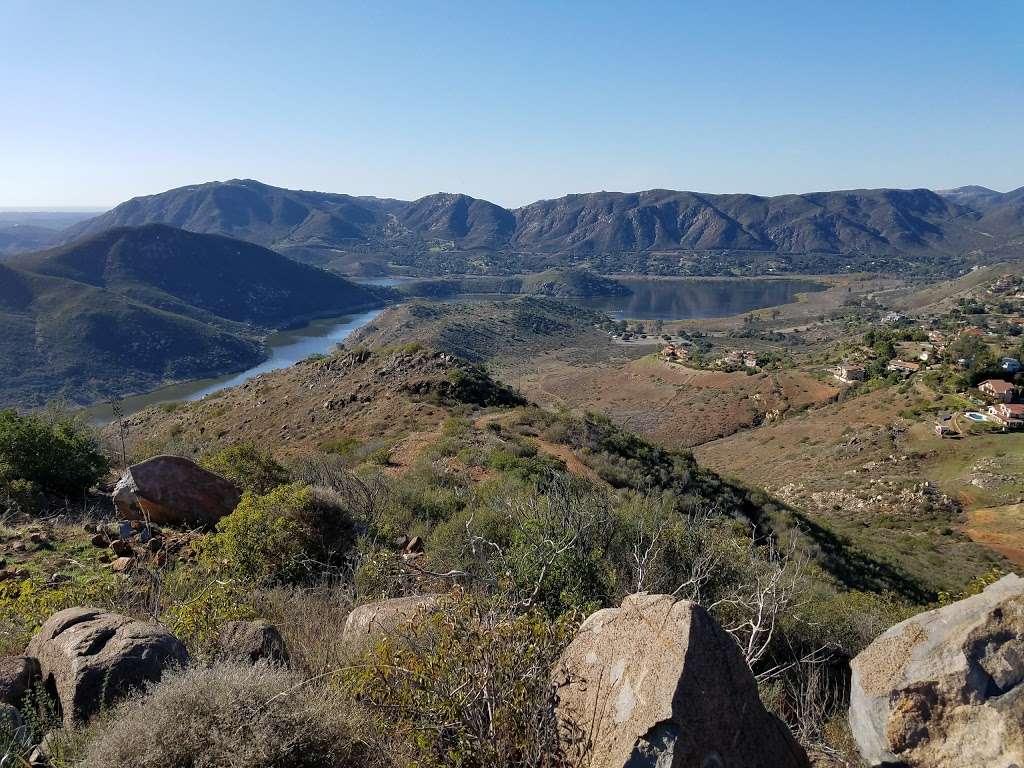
[512,352,838,449]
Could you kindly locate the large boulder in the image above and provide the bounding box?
[341,594,442,659]
[0,655,39,707]
[849,573,1024,767]
[26,607,189,726]
[112,455,241,527]
[554,593,809,768]
[217,620,289,666]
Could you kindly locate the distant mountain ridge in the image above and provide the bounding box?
[58,179,1024,275]
[1,224,381,408]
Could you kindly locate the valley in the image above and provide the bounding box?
[2,184,1023,768]
[5,7,1024,766]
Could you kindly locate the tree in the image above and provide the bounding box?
[0,409,109,496]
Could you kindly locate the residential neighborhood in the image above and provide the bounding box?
[825,273,1024,436]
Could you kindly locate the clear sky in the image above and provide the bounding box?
[2,0,1022,208]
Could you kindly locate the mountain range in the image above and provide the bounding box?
[56,180,1024,276]
[0,224,380,407]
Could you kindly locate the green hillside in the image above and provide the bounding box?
[0,225,382,408]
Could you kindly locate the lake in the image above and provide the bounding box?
[84,276,821,423]
[85,308,385,424]
[570,277,825,320]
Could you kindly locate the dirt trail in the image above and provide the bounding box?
[473,412,608,486]
[384,427,445,475]
[964,504,1024,565]
[528,438,608,486]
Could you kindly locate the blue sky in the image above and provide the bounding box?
[1,0,1021,207]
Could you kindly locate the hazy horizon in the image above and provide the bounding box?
[1,178,1022,214]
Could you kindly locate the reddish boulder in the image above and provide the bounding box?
[112,456,241,527]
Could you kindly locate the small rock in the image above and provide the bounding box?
[110,556,134,573]
[216,620,289,666]
[341,595,442,659]
[11,542,26,553]
[29,532,49,547]
[90,533,107,548]
[109,539,134,557]
[147,537,164,553]
[83,523,97,534]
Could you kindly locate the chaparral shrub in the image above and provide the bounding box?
[0,409,108,497]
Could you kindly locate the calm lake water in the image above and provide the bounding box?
[84,276,821,423]
[572,277,825,320]
[85,308,385,424]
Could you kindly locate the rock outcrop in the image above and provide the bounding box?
[217,620,289,666]
[112,455,241,527]
[0,656,38,707]
[849,573,1024,767]
[554,592,809,768]
[341,594,442,658]
[26,607,188,726]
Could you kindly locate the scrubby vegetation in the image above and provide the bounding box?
[200,442,291,494]
[79,664,375,768]
[0,408,108,499]
[203,482,356,584]
[0,354,981,766]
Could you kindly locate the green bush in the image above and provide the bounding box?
[347,594,574,768]
[441,365,525,407]
[203,483,355,584]
[321,436,363,460]
[0,409,109,496]
[200,442,290,494]
[161,572,257,657]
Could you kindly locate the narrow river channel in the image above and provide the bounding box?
[84,308,385,424]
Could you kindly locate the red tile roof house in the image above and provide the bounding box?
[979,379,1016,403]
[886,359,920,374]
[988,403,1024,429]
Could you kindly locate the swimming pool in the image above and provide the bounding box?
[965,412,988,422]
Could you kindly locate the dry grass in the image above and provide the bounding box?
[257,583,357,677]
[515,354,838,449]
[80,663,378,768]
